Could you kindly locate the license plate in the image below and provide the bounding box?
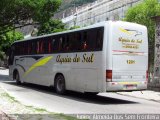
[125,84,137,89]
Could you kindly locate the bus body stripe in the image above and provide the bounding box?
[23,56,53,77]
[119,28,132,35]
[118,82,140,85]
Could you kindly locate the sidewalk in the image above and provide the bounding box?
[0,67,7,70]
[0,110,11,120]
[117,90,160,102]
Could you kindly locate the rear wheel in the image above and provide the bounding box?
[54,74,66,95]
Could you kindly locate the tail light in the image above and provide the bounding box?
[106,70,112,82]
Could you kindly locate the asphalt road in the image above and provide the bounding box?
[0,69,160,114]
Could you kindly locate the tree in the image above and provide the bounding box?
[124,0,160,71]
[0,0,62,60]
[0,0,62,35]
[0,51,5,60]
[0,31,24,54]
[37,19,66,36]
[69,26,80,30]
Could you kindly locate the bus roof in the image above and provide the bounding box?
[13,21,145,44]
[13,21,109,44]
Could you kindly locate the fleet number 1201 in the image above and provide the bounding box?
[127,60,135,64]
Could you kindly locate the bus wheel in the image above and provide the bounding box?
[14,71,21,85]
[55,74,66,95]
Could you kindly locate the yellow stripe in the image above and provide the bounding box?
[24,56,53,77]
[118,82,140,85]
[119,28,132,35]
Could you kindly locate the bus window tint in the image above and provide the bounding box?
[37,41,40,54]
[61,34,70,52]
[52,38,56,52]
[96,28,104,50]
[9,45,15,65]
[58,36,63,52]
[12,27,104,55]
[43,38,49,54]
[69,32,77,51]
[23,42,26,55]
[88,29,97,51]
[15,43,20,55]
[75,32,82,51]
[82,31,88,51]
[31,41,36,54]
[48,38,52,53]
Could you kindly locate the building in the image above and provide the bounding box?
[58,0,142,28]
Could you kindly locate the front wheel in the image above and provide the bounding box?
[14,71,21,85]
[54,74,66,95]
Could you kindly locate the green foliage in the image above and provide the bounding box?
[124,0,160,67]
[0,51,5,60]
[0,0,62,34]
[0,31,24,54]
[37,19,66,36]
[0,0,62,57]
[69,26,80,30]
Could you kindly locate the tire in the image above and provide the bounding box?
[14,71,21,85]
[54,74,66,94]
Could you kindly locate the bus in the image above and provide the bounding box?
[8,21,148,94]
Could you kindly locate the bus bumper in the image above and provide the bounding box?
[106,81,147,92]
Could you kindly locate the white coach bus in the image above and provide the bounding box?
[8,21,148,94]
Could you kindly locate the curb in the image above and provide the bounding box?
[117,92,160,103]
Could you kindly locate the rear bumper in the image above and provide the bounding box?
[106,81,147,92]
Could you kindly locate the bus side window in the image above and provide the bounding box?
[52,36,59,53]
[61,34,70,52]
[82,31,88,51]
[31,41,36,54]
[52,38,56,53]
[37,41,40,54]
[65,34,70,51]
[24,42,27,55]
[28,41,32,55]
[19,43,22,55]
[96,28,104,50]
[43,38,49,54]
[69,32,76,52]
[73,32,79,51]
[40,41,44,54]
[22,42,25,55]
[88,29,97,51]
[9,45,15,65]
[48,39,52,53]
[58,36,64,52]
[27,42,30,55]
[61,35,69,52]
[76,32,82,51]
[15,43,18,56]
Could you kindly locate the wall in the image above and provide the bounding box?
[61,0,142,28]
[148,17,160,91]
